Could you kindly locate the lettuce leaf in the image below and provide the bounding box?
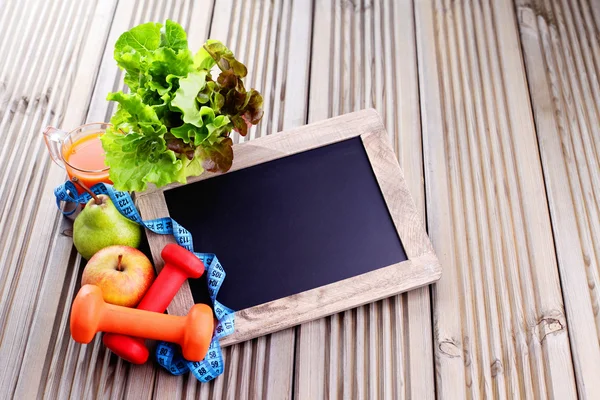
[113,20,194,108]
[203,40,247,77]
[101,93,185,191]
[170,111,231,147]
[170,71,207,127]
[106,92,165,135]
[161,19,188,50]
[102,128,185,192]
[193,40,217,70]
[211,64,263,136]
[104,20,264,191]
[199,137,234,173]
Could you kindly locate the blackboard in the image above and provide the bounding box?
[137,109,441,346]
[164,137,408,311]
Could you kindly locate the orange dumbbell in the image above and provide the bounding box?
[103,244,206,364]
[70,285,213,361]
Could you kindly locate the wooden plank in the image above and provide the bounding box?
[0,0,73,233]
[516,0,600,397]
[100,3,187,398]
[184,1,313,398]
[35,0,142,398]
[292,9,334,400]
[86,0,141,123]
[83,5,156,398]
[20,3,120,395]
[0,0,27,79]
[280,0,312,130]
[0,0,47,109]
[0,0,116,398]
[120,4,216,399]
[17,2,214,399]
[415,0,577,397]
[295,1,434,399]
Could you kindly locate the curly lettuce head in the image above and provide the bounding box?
[104,20,263,192]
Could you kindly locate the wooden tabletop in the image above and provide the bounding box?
[1,0,599,398]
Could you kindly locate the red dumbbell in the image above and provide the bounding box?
[71,285,213,361]
[102,243,205,363]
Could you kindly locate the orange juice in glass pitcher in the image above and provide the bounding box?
[43,123,112,192]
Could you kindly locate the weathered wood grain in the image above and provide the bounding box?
[2,0,600,397]
[294,1,435,399]
[416,0,577,397]
[190,1,314,398]
[41,1,178,399]
[516,0,600,397]
[33,2,213,399]
[0,0,117,398]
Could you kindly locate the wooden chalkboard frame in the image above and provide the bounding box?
[135,109,441,346]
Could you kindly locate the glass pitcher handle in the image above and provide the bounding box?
[43,126,67,168]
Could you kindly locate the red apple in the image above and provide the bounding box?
[82,245,155,307]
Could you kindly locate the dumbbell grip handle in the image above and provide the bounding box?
[101,303,184,343]
[136,263,186,312]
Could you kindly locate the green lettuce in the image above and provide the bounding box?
[104,20,263,191]
[101,93,185,192]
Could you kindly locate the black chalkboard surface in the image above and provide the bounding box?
[164,137,407,312]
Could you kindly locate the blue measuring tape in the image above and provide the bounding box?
[55,180,234,382]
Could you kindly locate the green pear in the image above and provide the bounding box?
[73,194,142,260]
